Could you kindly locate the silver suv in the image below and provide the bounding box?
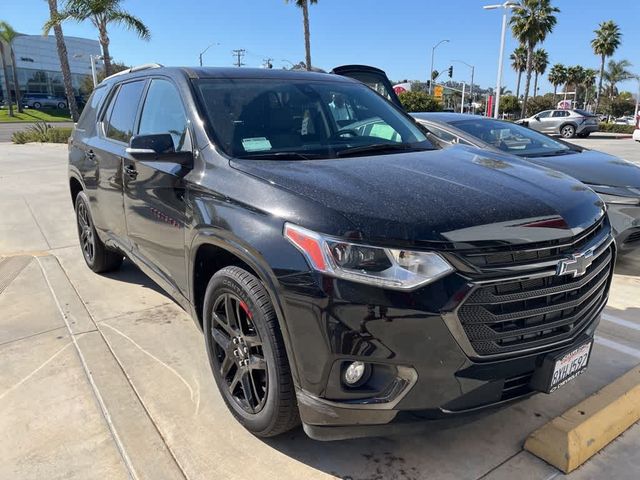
[21,93,67,109]
[518,109,599,138]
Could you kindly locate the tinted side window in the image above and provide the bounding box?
[76,85,107,132]
[552,110,569,117]
[105,80,145,143]
[537,111,551,118]
[138,79,191,151]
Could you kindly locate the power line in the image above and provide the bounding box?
[231,49,246,67]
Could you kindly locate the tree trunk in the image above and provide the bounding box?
[9,47,22,113]
[516,70,522,99]
[552,85,557,105]
[595,54,605,113]
[0,42,14,116]
[533,72,539,98]
[98,22,112,77]
[520,45,533,118]
[47,0,79,122]
[301,2,311,71]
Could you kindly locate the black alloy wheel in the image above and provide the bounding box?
[210,292,268,414]
[77,198,96,265]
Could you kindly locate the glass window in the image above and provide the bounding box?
[76,85,108,132]
[424,124,459,144]
[536,110,551,118]
[104,80,145,143]
[552,110,569,117]
[138,79,191,151]
[194,78,431,159]
[451,118,575,158]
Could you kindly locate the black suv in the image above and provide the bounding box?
[68,65,614,440]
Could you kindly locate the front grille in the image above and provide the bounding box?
[456,243,613,357]
[460,216,606,269]
[501,372,534,401]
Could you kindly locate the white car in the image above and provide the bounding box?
[633,115,640,142]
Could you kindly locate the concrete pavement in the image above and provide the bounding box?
[1,142,640,480]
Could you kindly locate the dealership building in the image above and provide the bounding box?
[0,34,101,100]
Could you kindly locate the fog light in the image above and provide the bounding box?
[343,361,366,386]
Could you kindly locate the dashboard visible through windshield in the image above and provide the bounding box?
[194,78,433,159]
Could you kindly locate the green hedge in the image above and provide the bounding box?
[398,91,443,113]
[12,121,73,144]
[598,123,635,134]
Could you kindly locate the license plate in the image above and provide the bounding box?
[530,339,593,393]
[548,341,592,392]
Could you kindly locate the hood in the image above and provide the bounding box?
[231,145,605,247]
[525,149,640,189]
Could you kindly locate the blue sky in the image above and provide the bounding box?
[3,0,639,94]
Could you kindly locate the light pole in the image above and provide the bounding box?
[429,39,449,95]
[452,60,475,112]
[74,53,103,87]
[199,42,219,67]
[634,76,640,119]
[483,1,520,119]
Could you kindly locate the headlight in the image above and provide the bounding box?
[284,223,453,290]
[589,185,640,205]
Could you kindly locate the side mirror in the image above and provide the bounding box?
[126,134,193,169]
[533,115,540,121]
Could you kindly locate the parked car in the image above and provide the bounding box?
[22,93,67,109]
[516,109,599,138]
[412,112,640,252]
[614,116,635,125]
[69,65,613,440]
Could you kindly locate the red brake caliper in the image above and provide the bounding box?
[239,301,252,319]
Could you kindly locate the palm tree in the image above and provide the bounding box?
[286,0,317,71]
[510,45,527,98]
[566,65,585,107]
[582,68,597,109]
[45,0,80,121]
[591,20,621,112]
[548,63,566,104]
[510,0,559,117]
[0,22,23,113]
[0,35,13,116]
[44,0,150,77]
[532,48,548,98]
[603,59,633,98]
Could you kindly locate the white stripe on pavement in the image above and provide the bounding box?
[602,312,640,332]
[595,335,640,359]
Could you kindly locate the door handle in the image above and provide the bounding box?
[86,149,95,160]
[124,164,138,179]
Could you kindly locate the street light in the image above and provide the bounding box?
[199,42,220,67]
[74,53,104,87]
[452,60,475,113]
[429,39,449,95]
[483,1,520,118]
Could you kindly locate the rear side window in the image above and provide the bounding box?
[104,80,146,143]
[552,110,569,117]
[76,86,107,132]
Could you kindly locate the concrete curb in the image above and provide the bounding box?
[524,364,640,473]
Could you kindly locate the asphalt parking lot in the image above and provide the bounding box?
[1,138,639,480]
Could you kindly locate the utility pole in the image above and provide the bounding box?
[231,49,246,67]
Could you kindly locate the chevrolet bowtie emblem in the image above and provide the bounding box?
[557,248,595,278]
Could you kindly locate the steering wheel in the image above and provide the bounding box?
[330,129,359,140]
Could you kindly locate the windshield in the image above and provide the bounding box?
[450,118,574,157]
[193,78,432,159]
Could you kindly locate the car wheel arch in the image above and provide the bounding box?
[69,175,85,207]
[188,231,302,385]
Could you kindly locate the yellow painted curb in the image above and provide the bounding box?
[524,365,640,473]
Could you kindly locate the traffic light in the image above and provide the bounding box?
[448,66,453,78]
[426,80,431,89]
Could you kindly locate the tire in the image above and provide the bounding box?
[74,191,123,273]
[203,266,299,437]
[560,124,576,138]
[33,102,41,109]
[57,102,67,109]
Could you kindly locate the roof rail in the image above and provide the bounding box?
[104,63,163,81]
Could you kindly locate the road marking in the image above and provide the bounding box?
[602,312,640,332]
[595,335,640,359]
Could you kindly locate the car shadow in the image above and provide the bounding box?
[101,257,171,299]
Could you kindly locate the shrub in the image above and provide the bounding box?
[398,91,443,112]
[11,121,72,144]
[598,123,635,134]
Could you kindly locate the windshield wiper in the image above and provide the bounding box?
[336,143,432,158]
[237,152,322,160]
[520,149,576,158]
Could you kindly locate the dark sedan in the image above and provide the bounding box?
[412,113,640,253]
